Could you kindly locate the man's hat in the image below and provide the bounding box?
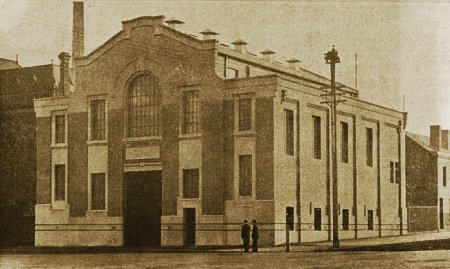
[252,219,257,223]
[244,219,248,223]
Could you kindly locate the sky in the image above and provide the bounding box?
[0,0,449,136]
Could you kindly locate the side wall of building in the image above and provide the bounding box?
[274,78,406,243]
[406,136,438,232]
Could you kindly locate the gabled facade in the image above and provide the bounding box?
[406,127,450,232]
[33,14,407,247]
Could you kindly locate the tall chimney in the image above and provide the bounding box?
[430,125,441,150]
[72,1,84,61]
[58,52,71,97]
[441,129,449,150]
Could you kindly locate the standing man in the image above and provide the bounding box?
[241,219,251,252]
[251,219,259,252]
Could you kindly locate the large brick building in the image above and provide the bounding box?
[406,127,450,232]
[0,58,61,246]
[33,3,407,246]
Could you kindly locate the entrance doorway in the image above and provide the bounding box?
[124,171,162,246]
[184,208,196,245]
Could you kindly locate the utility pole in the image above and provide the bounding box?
[322,46,342,249]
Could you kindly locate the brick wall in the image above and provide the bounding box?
[256,97,274,200]
[161,104,179,215]
[68,112,88,217]
[108,108,123,216]
[201,100,224,215]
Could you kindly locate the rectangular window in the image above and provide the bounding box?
[91,99,106,140]
[239,155,252,196]
[341,122,348,163]
[182,90,199,134]
[285,110,294,156]
[238,99,252,131]
[313,116,321,159]
[54,164,65,201]
[395,162,400,183]
[443,167,447,187]
[366,128,373,167]
[183,169,199,198]
[368,210,374,230]
[314,208,322,231]
[245,66,250,77]
[55,115,65,144]
[390,161,394,183]
[91,173,106,210]
[342,209,349,230]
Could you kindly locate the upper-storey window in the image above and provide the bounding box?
[182,90,200,134]
[55,115,65,144]
[239,98,252,131]
[341,121,349,163]
[52,111,67,145]
[313,115,321,159]
[285,109,294,156]
[91,99,106,140]
[366,127,373,167]
[127,74,160,137]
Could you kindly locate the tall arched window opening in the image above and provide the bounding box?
[127,74,160,137]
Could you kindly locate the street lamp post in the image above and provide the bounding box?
[323,46,341,249]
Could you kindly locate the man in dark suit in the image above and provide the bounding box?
[241,219,251,252]
[251,219,259,252]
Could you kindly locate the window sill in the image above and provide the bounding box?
[178,133,201,140]
[123,136,162,143]
[87,140,108,146]
[234,131,256,138]
[179,197,200,201]
[235,195,255,205]
[86,210,108,214]
[51,143,68,149]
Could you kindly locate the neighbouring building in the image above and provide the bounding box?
[0,57,21,70]
[33,2,407,247]
[406,126,450,232]
[0,58,62,246]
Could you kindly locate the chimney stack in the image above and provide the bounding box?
[166,18,184,30]
[231,39,247,53]
[286,58,301,70]
[441,129,449,150]
[260,49,275,62]
[58,52,71,97]
[200,29,218,40]
[72,1,84,61]
[430,125,441,150]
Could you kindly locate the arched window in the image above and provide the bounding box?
[127,73,160,137]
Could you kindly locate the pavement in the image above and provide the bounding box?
[1,231,450,254]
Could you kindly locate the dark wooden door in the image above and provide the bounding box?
[367,210,374,230]
[184,208,196,245]
[124,171,162,246]
[314,208,321,231]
